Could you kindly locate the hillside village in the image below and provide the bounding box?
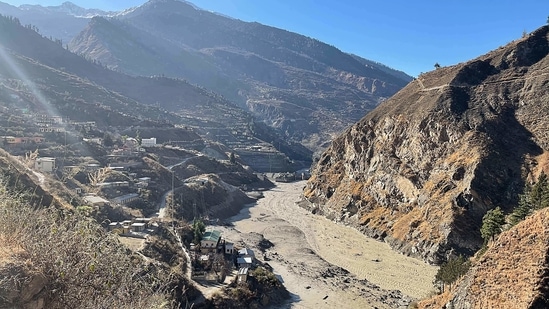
[0,110,293,306]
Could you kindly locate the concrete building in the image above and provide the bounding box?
[201,230,221,252]
[141,137,157,147]
[130,222,146,232]
[83,195,109,207]
[237,257,253,268]
[237,267,249,284]
[112,193,139,205]
[225,242,234,255]
[238,248,255,258]
[34,157,55,172]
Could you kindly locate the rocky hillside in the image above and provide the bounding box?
[68,0,412,151]
[421,208,549,308]
[305,25,549,263]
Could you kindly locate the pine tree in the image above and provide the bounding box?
[530,172,549,209]
[435,256,471,292]
[508,192,532,226]
[192,219,206,244]
[480,207,505,243]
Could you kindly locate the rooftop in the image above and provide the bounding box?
[237,257,253,264]
[202,230,221,243]
[238,248,255,257]
[83,195,109,205]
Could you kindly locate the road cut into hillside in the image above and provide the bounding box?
[216,180,438,309]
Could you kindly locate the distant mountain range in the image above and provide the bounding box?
[0,0,412,152]
[0,14,311,169]
[0,1,117,43]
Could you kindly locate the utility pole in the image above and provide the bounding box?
[171,171,174,213]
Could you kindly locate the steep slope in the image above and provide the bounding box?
[305,26,549,263]
[421,208,549,308]
[68,0,412,150]
[0,15,311,168]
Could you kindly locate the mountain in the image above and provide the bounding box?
[0,15,311,169]
[68,0,412,151]
[0,1,115,44]
[420,208,549,308]
[304,26,549,263]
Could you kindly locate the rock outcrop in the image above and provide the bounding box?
[421,208,549,308]
[305,26,549,263]
[0,252,47,309]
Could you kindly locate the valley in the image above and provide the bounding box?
[1,0,549,308]
[216,180,437,308]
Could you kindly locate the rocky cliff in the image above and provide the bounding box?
[304,26,549,263]
[421,208,549,308]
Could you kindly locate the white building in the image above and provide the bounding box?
[112,193,139,205]
[141,137,157,147]
[35,157,55,172]
[83,195,109,207]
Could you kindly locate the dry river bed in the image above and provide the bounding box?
[216,181,438,309]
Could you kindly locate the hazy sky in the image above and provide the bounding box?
[4,0,549,76]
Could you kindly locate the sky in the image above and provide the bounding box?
[3,0,549,77]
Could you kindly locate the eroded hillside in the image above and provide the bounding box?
[421,207,549,308]
[305,26,549,263]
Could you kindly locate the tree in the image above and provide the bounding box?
[192,219,206,245]
[480,207,505,243]
[435,256,471,292]
[530,172,549,210]
[434,62,441,69]
[508,191,532,226]
[229,151,236,164]
[103,133,114,147]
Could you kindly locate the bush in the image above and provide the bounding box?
[0,180,170,308]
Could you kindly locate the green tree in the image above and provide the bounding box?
[530,172,549,210]
[434,62,441,69]
[103,133,114,147]
[192,219,206,244]
[480,207,505,243]
[435,256,471,292]
[508,191,532,226]
[229,151,236,164]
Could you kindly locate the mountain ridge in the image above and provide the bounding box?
[67,0,412,151]
[305,25,549,263]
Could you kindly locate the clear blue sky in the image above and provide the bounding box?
[4,0,549,76]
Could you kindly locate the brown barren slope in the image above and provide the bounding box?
[421,208,549,308]
[305,25,549,263]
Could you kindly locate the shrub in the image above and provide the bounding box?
[0,180,170,308]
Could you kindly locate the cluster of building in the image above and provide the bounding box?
[195,229,257,285]
[35,114,96,132]
[1,136,46,145]
[107,217,155,238]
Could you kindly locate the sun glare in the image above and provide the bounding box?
[0,46,60,118]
